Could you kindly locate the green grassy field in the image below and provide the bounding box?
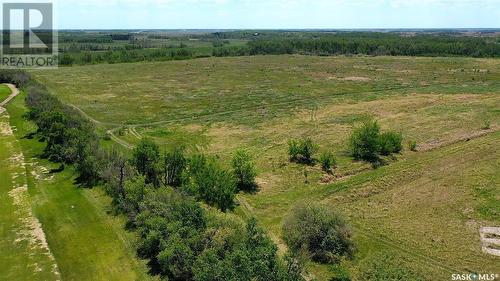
[3,91,153,281]
[0,84,11,101]
[0,111,59,280]
[30,55,500,279]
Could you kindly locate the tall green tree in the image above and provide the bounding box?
[131,138,160,186]
[159,145,187,188]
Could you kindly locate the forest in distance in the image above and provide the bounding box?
[55,30,500,65]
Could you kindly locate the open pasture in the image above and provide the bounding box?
[31,55,500,279]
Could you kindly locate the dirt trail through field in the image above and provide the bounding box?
[1,84,60,280]
[0,84,19,114]
[418,127,499,152]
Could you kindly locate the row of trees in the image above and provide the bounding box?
[224,33,500,58]
[59,48,199,66]
[0,70,101,186]
[116,176,303,280]
[58,32,500,67]
[99,139,304,280]
[127,140,257,212]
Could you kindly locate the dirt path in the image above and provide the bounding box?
[418,127,499,152]
[0,83,20,115]
[107,130,133,149]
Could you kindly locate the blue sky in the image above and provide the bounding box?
[57,0,499,29]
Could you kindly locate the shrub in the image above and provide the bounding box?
[408,140,417,152]
[123,176,150,219]
[320,151,337,174]
[157,234,195,280]
[349,120,381,162]
[193,218,305,281]
[75,145,101,187]
[379,131,403,156]
[231,149,258,192]
[288,137,318,164]
[350,120,405,162]
[282,202,354,264]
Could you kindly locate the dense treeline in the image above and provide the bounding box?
[55,31,500,66]
[60,43,144,53]
[216,33,500,58]
[59,47,201,66]
[0,70,305,280]
[59,33,115,43]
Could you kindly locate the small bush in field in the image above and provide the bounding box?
[379,131,403,156]
[320,151,337,174]
[349,119,381,162]
[288,138,318,164]
[283,202,355,264]
[349,119,405,162]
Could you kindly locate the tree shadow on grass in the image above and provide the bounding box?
[49,163,65,174]
[21,131,37,140]
[238,182,261,195]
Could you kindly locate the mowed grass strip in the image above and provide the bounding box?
[6,92,153,281]
[0,113,59,280]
